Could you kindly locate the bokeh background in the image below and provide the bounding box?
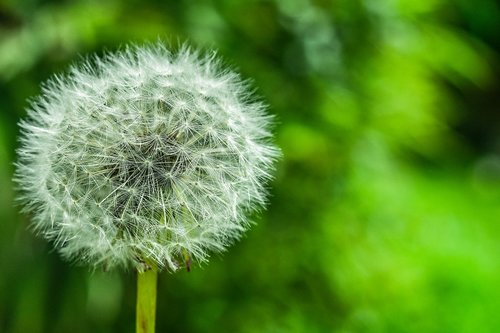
[1,0,500,332]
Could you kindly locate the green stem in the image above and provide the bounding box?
[136,264,158,333]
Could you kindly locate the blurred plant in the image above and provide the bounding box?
[14,42,279,333]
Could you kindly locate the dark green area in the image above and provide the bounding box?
[1,0,500,332]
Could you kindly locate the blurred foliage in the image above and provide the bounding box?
[1,0,500,332]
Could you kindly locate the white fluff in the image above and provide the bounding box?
[15,43,280,271]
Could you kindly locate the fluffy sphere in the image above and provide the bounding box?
[15,43,279,271]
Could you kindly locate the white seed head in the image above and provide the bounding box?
[15,43,280,271]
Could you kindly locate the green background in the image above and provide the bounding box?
[1,0,500,332]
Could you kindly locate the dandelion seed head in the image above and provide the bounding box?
[15,43,280,271]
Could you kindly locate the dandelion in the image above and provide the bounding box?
[15,43,279,333]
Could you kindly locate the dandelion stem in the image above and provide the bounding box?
[136,264,158,333]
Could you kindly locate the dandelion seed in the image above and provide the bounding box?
[15,43,280,272]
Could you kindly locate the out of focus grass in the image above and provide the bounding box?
[1,0,500,332]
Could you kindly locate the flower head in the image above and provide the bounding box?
[15,43,279,271]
